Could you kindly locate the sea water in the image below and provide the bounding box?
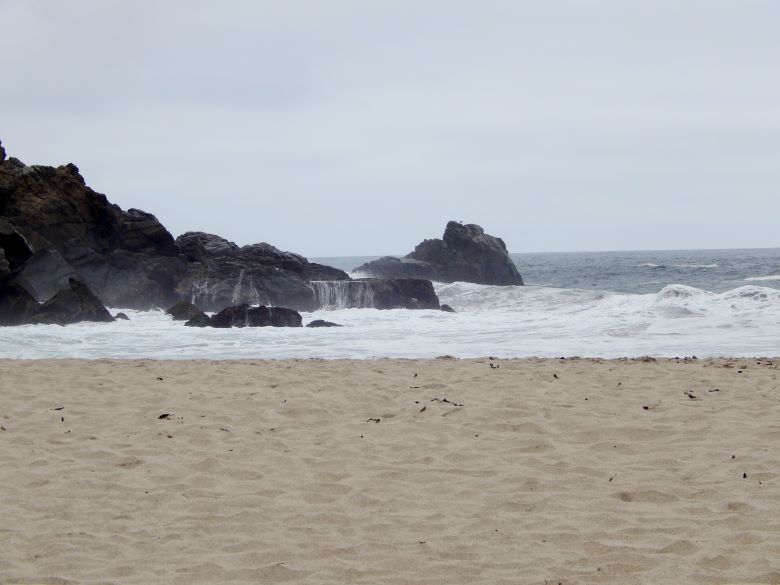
[1,248,778,359]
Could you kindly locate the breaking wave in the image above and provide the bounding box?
[2,282,778,360]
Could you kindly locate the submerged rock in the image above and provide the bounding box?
[355,221,523,285]
[306,319,343,328]
[440,304,456,313]
[114,312,130,320]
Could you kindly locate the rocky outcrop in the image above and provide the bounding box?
[165,300,205,321]
[175,232,350,312]
[209,304,302,328]
[355,221,523,285]
[1,140,442,315]
[309,278,439,310]
[0,143,186,308]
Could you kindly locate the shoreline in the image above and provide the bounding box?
[2,357,779,584]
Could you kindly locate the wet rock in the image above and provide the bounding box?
[165,300,205,321]
[210,304,303,328]
[184,313,212,327]
[306,319,343,328]
[310,278,439,310]
[440,304,456,313]
[355,221,523,285]
[114,312,130,320]
[175,235,349,312]
[33,278,115,325]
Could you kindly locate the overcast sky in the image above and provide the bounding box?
[2,1,778,256]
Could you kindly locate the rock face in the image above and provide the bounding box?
[209,304,303,328]
[34,278,116,325]
[175,232,350,312]
[0,144,187,308]
[0,214,117,326]
[355,221,523,286]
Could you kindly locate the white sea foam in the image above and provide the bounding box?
[1,283,778,359]
[744,275,780,282]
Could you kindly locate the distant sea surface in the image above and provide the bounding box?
[316,248,780,294]
[2,248,779,359]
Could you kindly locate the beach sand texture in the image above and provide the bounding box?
[1,357,779,585]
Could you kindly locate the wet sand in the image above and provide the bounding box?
[1,357,779,585]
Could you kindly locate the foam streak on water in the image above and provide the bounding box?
[1,282,778,359]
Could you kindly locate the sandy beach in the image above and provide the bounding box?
[1,357,779,585]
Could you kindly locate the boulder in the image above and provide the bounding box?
[166,300,205,321]
[355,221,523,285]
[440,304,456,313]
[210,304,303,328]
[306,319,343,328]
[114,312,130,320]
[33,278,115,325]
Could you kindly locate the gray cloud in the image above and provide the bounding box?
[2,0,779,255]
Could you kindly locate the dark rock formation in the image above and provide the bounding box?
[114,312,130,320]
[210,304,303,328]
[355,221,523,285]
[165,300,205,321]
[365,279,440,310]
[32,278,115,325]
[309,278,439,310]
[0,141,441,315]
[0,282,43,325]
[1,212,115,326]
[0,217,33,282]
[15,249,78,301]
[306,319,343,328]
[184,313,212,327]
[175,232,350,312]
[440,304,456,313]
[0,143,186,308]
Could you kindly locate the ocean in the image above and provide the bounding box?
[2,248,778,359]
